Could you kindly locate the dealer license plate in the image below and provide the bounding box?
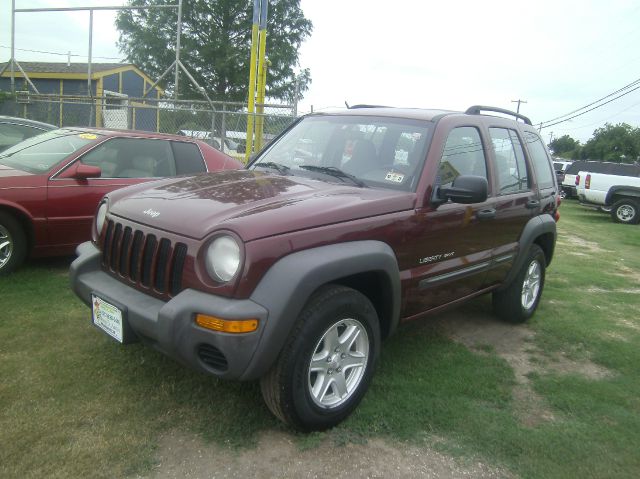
[92,294,124,343]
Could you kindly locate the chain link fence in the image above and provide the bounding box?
[0,92,296,158]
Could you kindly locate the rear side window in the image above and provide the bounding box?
[80,137,175,178]
[437,126,487,188]
[171,141,206,175]
[0,123,47,150]
[489,128,529,194]
[523,132,555,189]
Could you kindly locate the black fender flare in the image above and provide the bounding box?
[606,186,640,205]
[498,214,557,291]
[240,240,400,380]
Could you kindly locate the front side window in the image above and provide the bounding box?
[80,137,175,178]
[250,115,431,191]
[523,132,555,189]
[489,128,529,194]
[437,126,487,188]
[0,129,100,174]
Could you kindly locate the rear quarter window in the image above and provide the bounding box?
[523,132,555,189]
[171,141,206,175]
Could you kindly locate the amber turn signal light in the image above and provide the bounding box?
[195,314,258,333]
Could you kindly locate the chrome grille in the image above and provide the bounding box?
[101,220,187,297]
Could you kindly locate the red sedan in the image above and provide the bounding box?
[0,128,242,274]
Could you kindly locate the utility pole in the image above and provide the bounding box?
[511,99,527,114]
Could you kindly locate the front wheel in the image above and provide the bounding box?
[0,212,27,276]
[493,244,546,323]
[260,285,380,431]
[610,199,640,224]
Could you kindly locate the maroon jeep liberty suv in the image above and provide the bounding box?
[71,105,559,430]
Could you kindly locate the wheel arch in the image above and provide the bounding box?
[606,186,640,205]
[240,240,401,380]
[498,214,556,292]
[0,203,34,253]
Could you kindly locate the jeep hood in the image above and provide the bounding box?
[108,169,416,241]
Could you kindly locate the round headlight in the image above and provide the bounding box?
[205,236,241,282]
[95,202,108,234]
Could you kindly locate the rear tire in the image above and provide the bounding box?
[493,244,546,323]
[260,285,380,431]
[610,199,640,224]
[0,212,27,275]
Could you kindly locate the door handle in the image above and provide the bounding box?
[477,208,496,220]
[526,200,540,209]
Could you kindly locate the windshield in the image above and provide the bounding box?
[0,129,101,174]
[251,115,431,191]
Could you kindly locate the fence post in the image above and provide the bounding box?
[221,104,227,153]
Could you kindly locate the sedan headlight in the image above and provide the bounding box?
[205,235,241,282]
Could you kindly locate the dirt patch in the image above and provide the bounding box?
[557,235,611,254]
[433,303,613,426]
[140,430,512,479]
[615,264,640,284]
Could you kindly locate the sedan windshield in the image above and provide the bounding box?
[0,129,101,174]
[251,115,431,191]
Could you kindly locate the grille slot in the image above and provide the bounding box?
[140,235,157,287]
[101,221,187,297]
[197,344,229,371]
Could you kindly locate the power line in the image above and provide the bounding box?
[540,76,640,127]
[554,100,640,132]
[540,85,640,129]
[0,44,123,61]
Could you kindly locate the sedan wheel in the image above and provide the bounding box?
[0,224,13,270]
[0,213,27,275]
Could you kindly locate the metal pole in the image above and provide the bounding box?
[88,9,94,126]
[293,75,300,117]
[11,0,16,93]
[221,104,227,153]
[245,0,260,162]
[254,0,269,151]
[174,0,182,100]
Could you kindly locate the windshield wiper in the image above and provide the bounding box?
[299,165,367,188]
[254,161,291,175]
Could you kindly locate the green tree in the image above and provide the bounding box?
[116,0,312,102]
[581,123,639,162]
[549,134,580,159]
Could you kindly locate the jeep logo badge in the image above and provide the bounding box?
[143,208,160,218]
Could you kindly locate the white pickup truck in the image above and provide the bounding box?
[579,171,640,224]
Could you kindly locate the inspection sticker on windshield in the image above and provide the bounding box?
[78,133,97,140]
[385,171,404,183]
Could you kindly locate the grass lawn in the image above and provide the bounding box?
[1,200,639,478]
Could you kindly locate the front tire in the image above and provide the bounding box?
[0,212,27,276]
[260,285,380,431]
[610,199,640,224]
[493,244,546,323]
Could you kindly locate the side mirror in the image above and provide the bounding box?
[236,144,246,154]
[435,175,488,205]
[75,163,102,179]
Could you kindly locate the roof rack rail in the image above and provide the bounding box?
[347,104,392,109]
[465,105,532,125]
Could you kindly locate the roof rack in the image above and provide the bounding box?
[465,105,532,125]
[347,104,393,109]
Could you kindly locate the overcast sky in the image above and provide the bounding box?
[2,0,640,143]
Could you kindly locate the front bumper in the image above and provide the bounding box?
[70,241,268,380]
